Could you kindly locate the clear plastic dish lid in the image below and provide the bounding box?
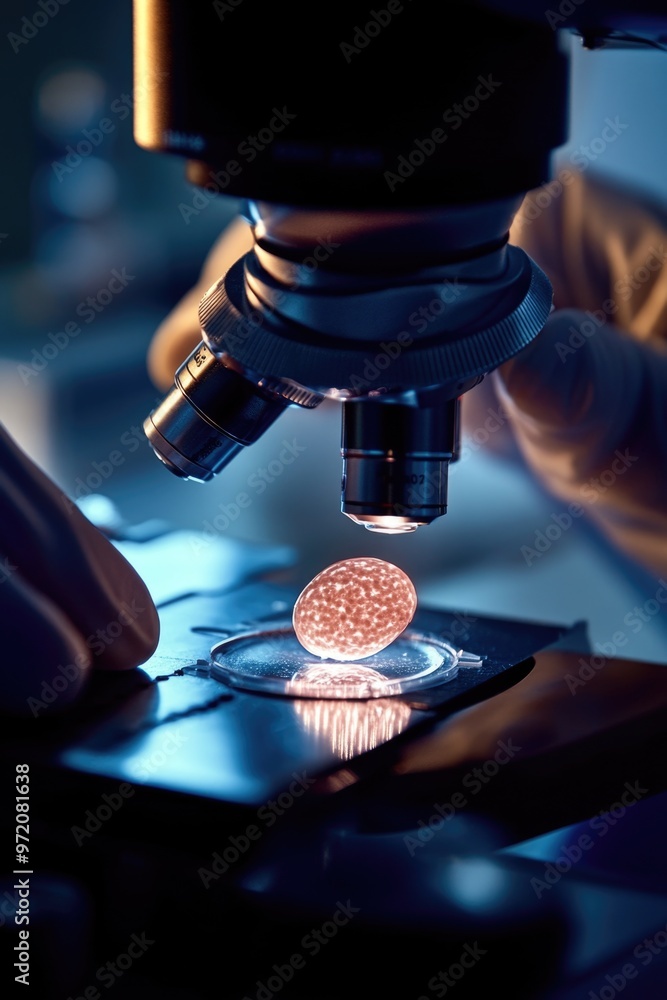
[210,621,484,700]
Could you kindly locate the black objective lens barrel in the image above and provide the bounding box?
[341,397,460,523]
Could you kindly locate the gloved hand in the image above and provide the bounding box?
[0,425,160,717]
[498,169,667,577]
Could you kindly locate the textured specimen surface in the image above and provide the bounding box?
[292,557,417,661]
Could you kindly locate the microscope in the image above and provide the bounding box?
[135,1,667,535]
[136,0,568,532]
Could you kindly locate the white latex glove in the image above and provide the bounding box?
[0,425,160,717]
[499,169,667,577]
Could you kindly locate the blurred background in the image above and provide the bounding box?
[2,1,667,659]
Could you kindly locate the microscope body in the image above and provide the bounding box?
[133,0,667,531]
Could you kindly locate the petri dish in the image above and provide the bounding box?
[210,622,482,700]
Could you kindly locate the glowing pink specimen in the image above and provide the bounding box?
[292,557,417,661]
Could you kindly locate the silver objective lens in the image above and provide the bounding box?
[144,342,292,483]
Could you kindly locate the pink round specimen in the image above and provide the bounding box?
[292,557,417,661]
